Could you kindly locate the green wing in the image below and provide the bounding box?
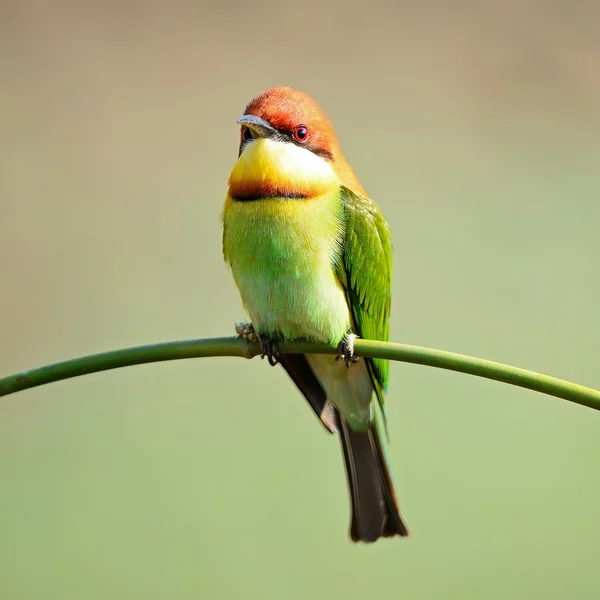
[336,185,393,416]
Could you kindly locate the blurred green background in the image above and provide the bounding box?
[1,1,599,598]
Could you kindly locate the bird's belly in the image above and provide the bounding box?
[224,192,350,345]
[235,255,350,345]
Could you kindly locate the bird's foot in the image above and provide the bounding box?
[235,321,258,343]
[258,335,279,367]
[336,330,360,368]
[234,322,279,366]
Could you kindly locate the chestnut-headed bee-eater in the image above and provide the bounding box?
[222,87,409,542]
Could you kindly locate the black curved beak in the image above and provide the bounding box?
[237,114,278,139]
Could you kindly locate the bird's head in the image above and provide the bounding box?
[228,87,364,200]
[238,87,338,162]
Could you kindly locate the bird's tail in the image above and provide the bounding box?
[338,411,409,542]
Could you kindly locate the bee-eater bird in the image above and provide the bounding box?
[222,87,409,542]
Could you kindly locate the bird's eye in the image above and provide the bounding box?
[293,125,309,143]
[241,127,253,141]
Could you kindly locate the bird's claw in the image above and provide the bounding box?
[336,331,360,368]
[259,335,279,367]
[235,321,258,343]
[234,322,279,366]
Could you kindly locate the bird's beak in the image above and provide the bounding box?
[237,114,278,139]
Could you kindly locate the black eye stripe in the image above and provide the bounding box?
[307,145,334,161]
[237,127,334,162]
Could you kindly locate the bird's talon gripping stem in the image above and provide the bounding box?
[235,322,279,365]
[259,336,279,366]
[336,331,360,367]
[235,321,279,367]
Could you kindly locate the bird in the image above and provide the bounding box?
[222,87,408,542]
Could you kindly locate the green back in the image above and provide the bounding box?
[336,186,393,417]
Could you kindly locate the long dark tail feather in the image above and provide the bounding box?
[278,354,338,433]
[338,411,409,542]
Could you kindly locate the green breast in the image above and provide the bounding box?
[223,191,350,345]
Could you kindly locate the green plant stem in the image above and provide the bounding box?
[1,337,599,412]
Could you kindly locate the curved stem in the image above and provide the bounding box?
[0,337,599,412]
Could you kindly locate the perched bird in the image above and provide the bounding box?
[222,87,408,542]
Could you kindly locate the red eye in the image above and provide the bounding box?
[293,125,309,143]
[241,127,253,141]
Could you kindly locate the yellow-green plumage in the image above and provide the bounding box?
[223,189,349,345]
